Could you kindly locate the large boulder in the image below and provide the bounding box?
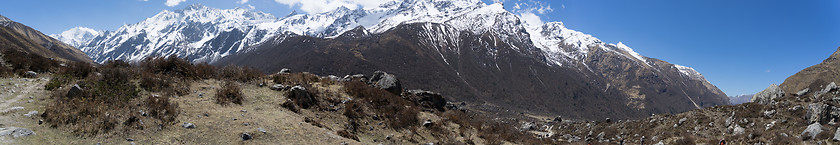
[67,84,84,98]
[801,123,823,140]
[406,90,447,112]
[806,103,831,124]
[750,84,785,104]
[368,71,402,94]
[24,71,37,78]
[288,85,316,109]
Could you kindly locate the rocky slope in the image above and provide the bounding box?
[780,47,840,95]
[0,15,92,63]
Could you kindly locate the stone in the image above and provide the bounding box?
[288,85,316,109]
[750,84,784,104]
[126,138,135,141]
[678,118,688,126]
[796,88,811,96]
[7,106,23,112]
[67,84,83,98]
[368,71,402,94]
[270,84,288,91]
[241,132,252,140]
[182,122,196,129]
[807,103,830,124]
[10,128,36,138]
[763,110,776,118]
[406,90,447,112]
[279,68,291,74]
[732,125,745,135]
[386,134,392,140]
[243,123,249,126]
[553,116,563,123]
[258,128,266,133]
[801,123,823,140]
[422,120,433,128]
[520,122,536,131]
[833,127,840,141]
[24,71,37,78]
[815,82,839,99]
[23,111,37,117]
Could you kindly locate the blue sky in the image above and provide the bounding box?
[1,0,838,96]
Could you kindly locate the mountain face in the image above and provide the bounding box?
[780,47,840,94]
[49,27,101,48]
[59,0,729,119]
[0,15,92,63]
[729,94,754,105]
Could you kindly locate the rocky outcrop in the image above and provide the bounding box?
[405,90,447,112]
[288,85,316,109]
[368,71,402,95]
[801,123,823,140]
[750,84,784,104]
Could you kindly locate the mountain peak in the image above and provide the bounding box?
[185,3,208,10]
[0,14,10,22]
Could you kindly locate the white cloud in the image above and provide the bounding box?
[142,0,149,2]
[247,4,256,9]
[165,0,186,7]
[238,0,249,4]
[273,0,395,14]
[519,12,543,26]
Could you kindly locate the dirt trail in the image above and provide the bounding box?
[0,79,42,113]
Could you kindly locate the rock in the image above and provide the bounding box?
[554,116,563,123]
[24,71,37,78]
[520,122,536,131]
[12,128,35,138]
[386,134,392,140]
[23,111,38,117]
[126,138,135,141]
[807,103,830,124]
[257,128,266,133]
[796,88,811,96]
[7,106,23,112]
[270,84,289,91]
[67,84,83,98]
[815,82,839,99]
[368,71,402,94]
[288,85,316,109]
[406,90,447,112]
[763,110,776,118]
[732,125,745,135]
[596,132,605,140]
[801,123,823,140]
[279,68,291,74]
[243,122,249,126]
[26,99,33,103]
[241,132,252,140]
[834,127,840,141]
[422,120,433,128]
[605,118,612,123]
[182,122,196,129]
[678,118,688,126]
[750,84,784,104]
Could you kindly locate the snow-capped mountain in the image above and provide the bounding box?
[50,27,100,48]
[56,0,728,119]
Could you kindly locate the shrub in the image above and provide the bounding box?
[194,62,217,79]
[144,95,179,123]
[45,74,73,90]
[343,81,418,129]
[215,81,244,105]
[273,72,319,85]
[219,64,263,82]
[2,49,59,73]
[141,55,197,79]
[139,72,173,92]
[60,61,94,78]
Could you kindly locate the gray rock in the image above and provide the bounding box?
[807,103,830,124]
[241,132,252,140]
[750,84,784,104]
[67,84,83,98]
[763,110,776,118]
[596,132,605,140]
[257,128,266,133]
[23,111,38,117]
[833,127,840,141]
[732,125,745,135]
[24,71,37,78]
[796,88,811,96]
[520,122,536,131]
[270,84,288,91]
[288,85,315,109]
[182,122,196,129]
[801,123,823,140]
[126,138,134,141]
[554,116,563,123]
[815,82,839,99]
[7,106,23,112]
[386,134,392,140]
[279,68,291,74]
[422,120,433,128]
[678,118,688,126]
[406,90,447,112]
[368,71,402,94]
